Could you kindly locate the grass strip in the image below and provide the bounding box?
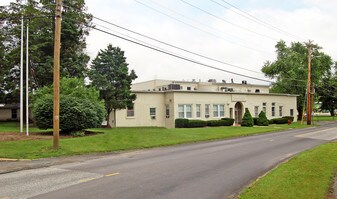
[239,142,337,199]
[0,122,309,159]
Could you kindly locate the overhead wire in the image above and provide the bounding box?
[180,0,278,41]
[216,0,305,41]
[134,0,271,55]
[90,26,273,83]
[93,16,264,75]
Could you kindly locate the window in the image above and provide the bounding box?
[254,106,259,117]
[165,104,170,118]
[187,86,191,90]
[205,104,210,118]
[255,89,260,93]
[127,104,134,117]
[279,106,283,116]
[150,108,156,119]
[150,108,156,116]
[196,104,201,118]
[178,104,192,118]
[230,108,233,119]
[271,103,275,116]
[262,102,267,113]
[213,104,224,117]
[11,109,17,119]
[290,109,294,116]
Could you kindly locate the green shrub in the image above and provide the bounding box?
[257,111,269,126]
[207,120,226,127]
[271,118,289,124]
[282,116,294,122]
[175,118,189,128]
[33,95,105,133]
[221,118,235,126]
[253,117,258,125]
[269,119,274,124]
[241,108,254,127]
[187,120,207,128]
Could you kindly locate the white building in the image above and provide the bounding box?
[109,79,298,128]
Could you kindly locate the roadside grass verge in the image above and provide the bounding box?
[0,122,310,159]
[239,142,337,199]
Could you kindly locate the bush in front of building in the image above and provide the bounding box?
[270,118,289,124]
[282,116,294,122]
[175,118,189,128]
[207,120,226,127]
[221,118,235,126]
[253,117,258,125]
[241,108,254,127]
[187,120,207,128]
[33,95,105,133]
[257,111,269,126]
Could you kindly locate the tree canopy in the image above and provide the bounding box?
[89,44,137,128]
[262,40,334,118]
[0,0,92,103]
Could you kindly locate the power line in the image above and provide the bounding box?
[146,0,251,44]
[216,0,305,41]
[180,0,277,41]
[93,16,264,75]
[134,0,271,55]
[90,26,273,83]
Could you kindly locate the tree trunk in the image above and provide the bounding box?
[113,109,117,127]
[106,109,112,128]
[297,106,303,121]
[330,109,335,117]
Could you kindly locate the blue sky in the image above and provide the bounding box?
[2,0,336,85]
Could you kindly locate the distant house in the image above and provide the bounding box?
[0,103,20,121]
[108,79,298,128]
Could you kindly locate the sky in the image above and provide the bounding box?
[2,0,337,85]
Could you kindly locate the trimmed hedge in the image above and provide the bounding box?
[282,116,294,122]
[221,118,235,126]
[175,118,234,128]
[207,120,226,127]
[271,118,289,124]
[175,118,189,128]
[187,120,207,128]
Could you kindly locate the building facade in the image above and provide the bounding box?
[0,104,20,121]
[109,79,298,128]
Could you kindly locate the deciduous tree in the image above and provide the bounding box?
[262,40,334,119]
[0,0,92,102]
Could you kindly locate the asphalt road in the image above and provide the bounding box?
[1,122,337,199]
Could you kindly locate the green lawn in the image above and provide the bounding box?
[0,122,51,133]
[312,115,336,121]
[239,142,337,199]
[0,122,309,159]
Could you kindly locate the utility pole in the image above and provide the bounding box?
[53,0,62,149]
[306,40,312,125]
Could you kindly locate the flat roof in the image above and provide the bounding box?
[132,90,299,97]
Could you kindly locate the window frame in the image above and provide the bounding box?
[126,104,135,117]
[178,104,192,118]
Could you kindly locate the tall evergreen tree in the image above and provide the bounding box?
[0,0,92,102]
[89,44,137,128]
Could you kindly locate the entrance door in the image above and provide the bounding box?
[235,102,243,124]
